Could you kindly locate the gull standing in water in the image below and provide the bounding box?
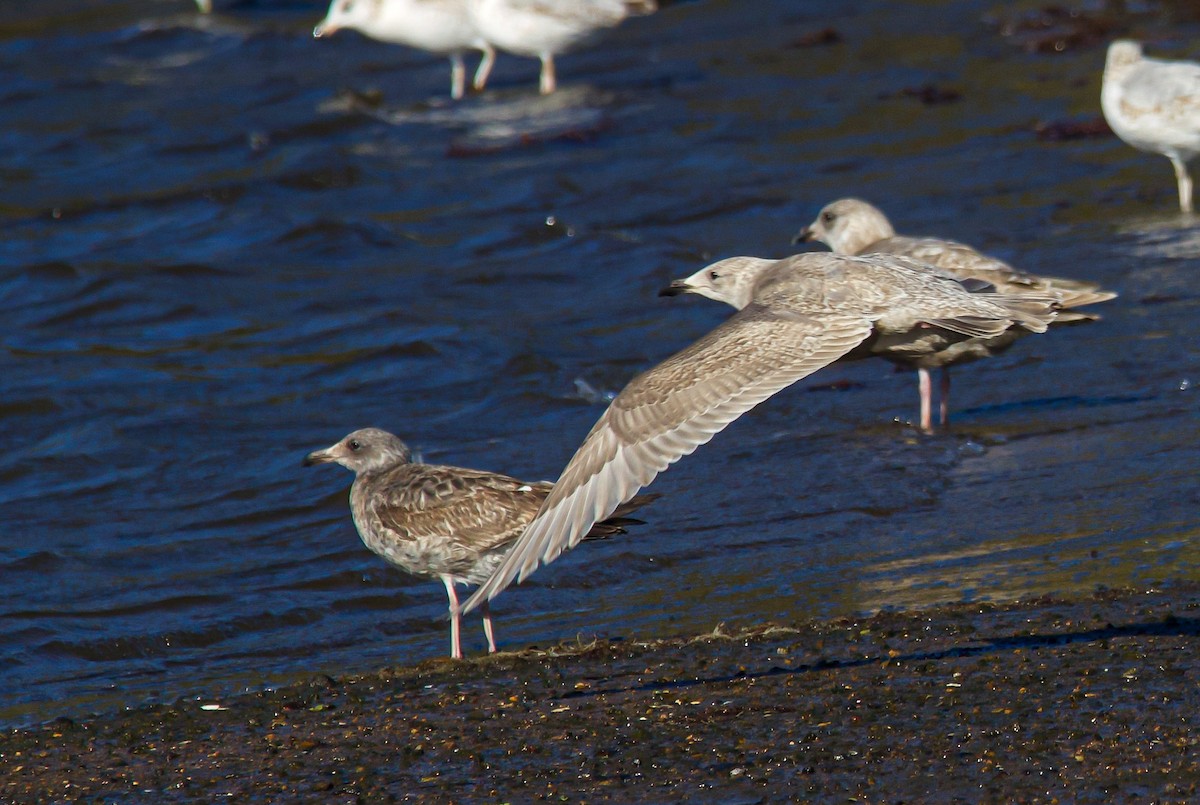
[1101,40,1200,213]
[461,253,1059,616]
[314,0,496,100]
[794,198,1115,431]
[467,0,656,94]
[305,428,655,658]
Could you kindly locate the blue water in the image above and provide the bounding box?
[1,0,1198,725]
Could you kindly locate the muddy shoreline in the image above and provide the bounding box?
[5,585,1199,802]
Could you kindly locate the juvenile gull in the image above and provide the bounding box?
[1101,40,1200,213]
[314,0,496,100]
[305,428,655,658]
[466,0,656,94]
[462,253,1059,614]
[794,198,1116,430]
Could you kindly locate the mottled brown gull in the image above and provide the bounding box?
[305,428,655,658]
[314,0,496,101]
[1102,40,1200,213]
[794,198,1116,430]
[461,252,1059,615]
[467,0,656,94]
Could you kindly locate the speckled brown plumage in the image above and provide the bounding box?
[463,252,1060,616]
[305,428,654,658]
[794,198,1116,429]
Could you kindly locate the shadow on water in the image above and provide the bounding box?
[0,0,1198,725]
[331,84,619,155]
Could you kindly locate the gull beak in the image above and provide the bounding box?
[313,21,337,38]
[303,447,336,467]
[791,226,815,245]
[659,279,693,297]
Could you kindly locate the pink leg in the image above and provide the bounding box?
[1172,156,1193,213]
[939,367,951,426]
[449,53,466,100]
[917,368,933,433]
[481,600,497,653]
[473,45,496,91]
[539,54,556,94]
[440,576,462,659]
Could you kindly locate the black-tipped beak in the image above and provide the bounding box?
[303,449,334,467]
[791,226,815,245]
[659,280,692,297]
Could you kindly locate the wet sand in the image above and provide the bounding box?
[5,584,1199,802]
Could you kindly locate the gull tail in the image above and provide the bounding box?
[993,294,1061,334]
[1053,285,1118,310]
[582,492,660,539]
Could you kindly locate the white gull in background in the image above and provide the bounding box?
[467,0,656,94]
[795,198,1115,431]
[461,253,1059,615]
[305,428,655,658]
[1101,39,1200,213]
[314,0,496,100]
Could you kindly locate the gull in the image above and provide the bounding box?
[1101,39,1200,213]
[305,427,655,658]
[794,198,1115,431]
[466,0,657,94]
[314,0,496,100]
[461,253,1059,614]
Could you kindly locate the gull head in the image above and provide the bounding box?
[659,256,777,310]
[314,0,379,38]
[304,428,413,475]
[1105,40,1144,77]
[792,198,896,255]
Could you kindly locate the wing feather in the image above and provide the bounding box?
[371,468,550,555]
[875,236,1115,311]
[461,306,873,612]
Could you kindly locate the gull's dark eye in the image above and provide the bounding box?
[709,270,720,280]
[348,439,362,451]
[821,211,835,223]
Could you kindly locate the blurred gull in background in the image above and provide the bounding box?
[467,0,657,94]
[1102,40,1200,213]
[314,0,496,100]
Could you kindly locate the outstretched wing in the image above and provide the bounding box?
[461,305,872,613]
